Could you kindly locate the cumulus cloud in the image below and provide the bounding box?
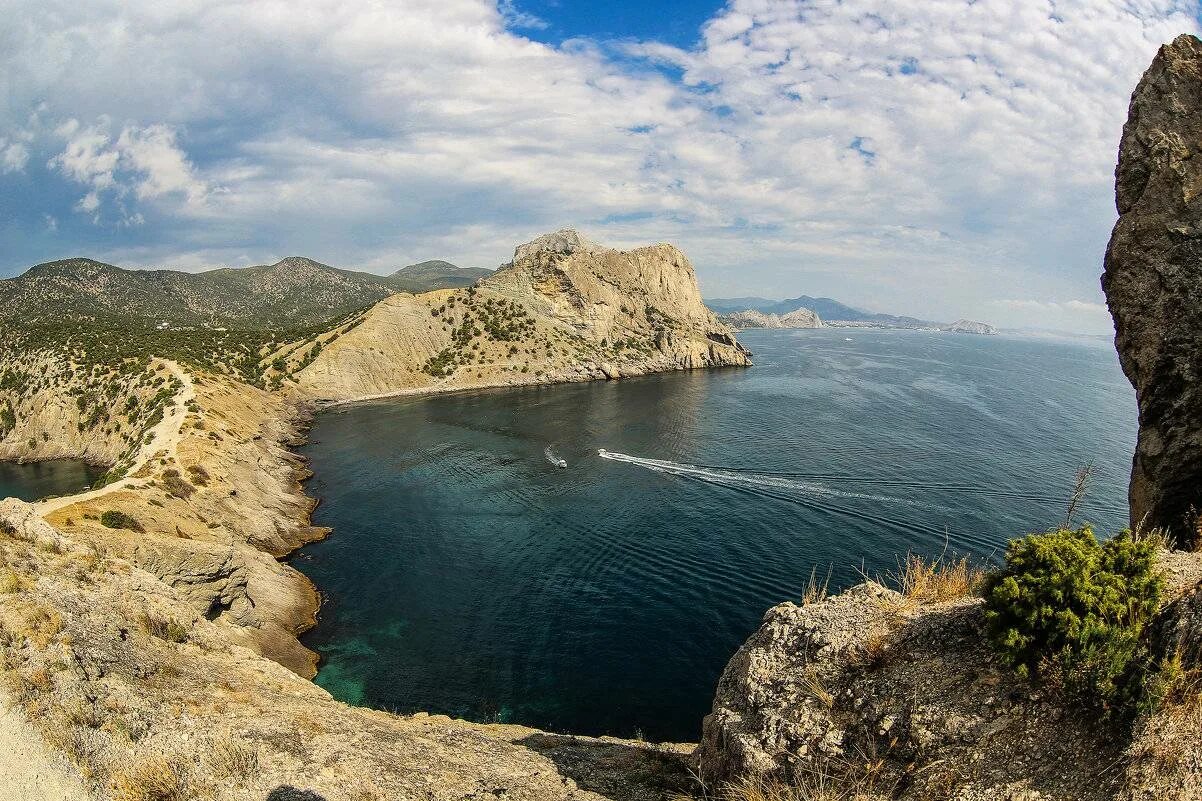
[0,0,1196,332]
[48,119,208,222]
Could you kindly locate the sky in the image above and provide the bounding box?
[1,0,1199,333]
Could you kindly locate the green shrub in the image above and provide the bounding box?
[99,510,142,532]
[983,526,1163,717]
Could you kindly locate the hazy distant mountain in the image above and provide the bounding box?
[944,319,998,335]
[719,308,823,329]
[708,294,935,327]
[388,260,494,293]
[0,256,398,330]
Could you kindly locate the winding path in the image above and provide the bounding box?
[36,358,195,516]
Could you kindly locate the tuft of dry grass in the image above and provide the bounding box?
[706,772,881,801]
[109,755,189,801]
[21,606,64,649]
[801,566,832,606]
[0,567,21,594]
[207,737,259,780]
[800,671,834,709]
[885,553,984,607]
[853,631,891,671]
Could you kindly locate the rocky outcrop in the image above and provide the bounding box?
[944,319,997,335]
[294,229,751,401]
[1103,33,1202,546]
[694,585,1127,801]
[719,308,823,329]
[695,555,1202,800]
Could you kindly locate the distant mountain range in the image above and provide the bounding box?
[0,257,496,331]
[707,295,936,328]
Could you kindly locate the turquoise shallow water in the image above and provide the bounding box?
[0,459,104,502]
[296,328,1137,741]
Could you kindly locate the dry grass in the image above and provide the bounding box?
[853,631,891,671]
[109,755,189,801]
[704,772,882,801]
[0,567,22,594]
[21,606,64,649]
[801,566,832,606]
[884,553,984,608]
[800,671,834,709]
[207,737,259,780]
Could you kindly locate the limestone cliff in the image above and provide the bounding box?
[1103,33,1202,547]
[293,230,750,401]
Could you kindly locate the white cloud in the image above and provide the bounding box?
[0,0,1197,332]
[0,142,29,174]
[48,119,208,222]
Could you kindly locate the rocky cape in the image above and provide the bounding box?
[290,229,750,402]
[943,319,998,335]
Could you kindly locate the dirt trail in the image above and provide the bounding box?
[0,702,89,800]
[36,358,195,516]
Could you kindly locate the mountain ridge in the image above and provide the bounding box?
[707,294,937,327]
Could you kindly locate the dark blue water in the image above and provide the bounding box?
[296,329,1137,742]
[0,459,104,502]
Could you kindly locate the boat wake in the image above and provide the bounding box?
[597,450,934,508]
[545,446,567,468]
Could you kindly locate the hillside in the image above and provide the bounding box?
[708,294,935,327]
[388,260,495,293]
[0,256,397,331]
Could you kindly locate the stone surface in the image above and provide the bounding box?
[1103,33,1202,545]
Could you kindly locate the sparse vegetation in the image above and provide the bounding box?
[109,754,188,801]
[100,510,142,532]
[889,552,983,604]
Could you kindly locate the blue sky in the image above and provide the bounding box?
[2,0,1200,333]
[514,0,723,48]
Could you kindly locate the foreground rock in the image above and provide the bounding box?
[1103,33,1202,546]
[696,559,1202,801]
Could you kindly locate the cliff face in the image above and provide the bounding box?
[293,230,750,401]
[1103,33,1202,546]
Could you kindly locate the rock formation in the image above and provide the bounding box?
[294,229,750,401]
[1103,33,1202,546]
[719,308,823,329]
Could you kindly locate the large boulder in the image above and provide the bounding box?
[1103,33,1202,546]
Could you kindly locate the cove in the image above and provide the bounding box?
[295,328,1137,742]
[0,459,106,503]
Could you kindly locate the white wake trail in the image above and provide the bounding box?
[597,450,932,508]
